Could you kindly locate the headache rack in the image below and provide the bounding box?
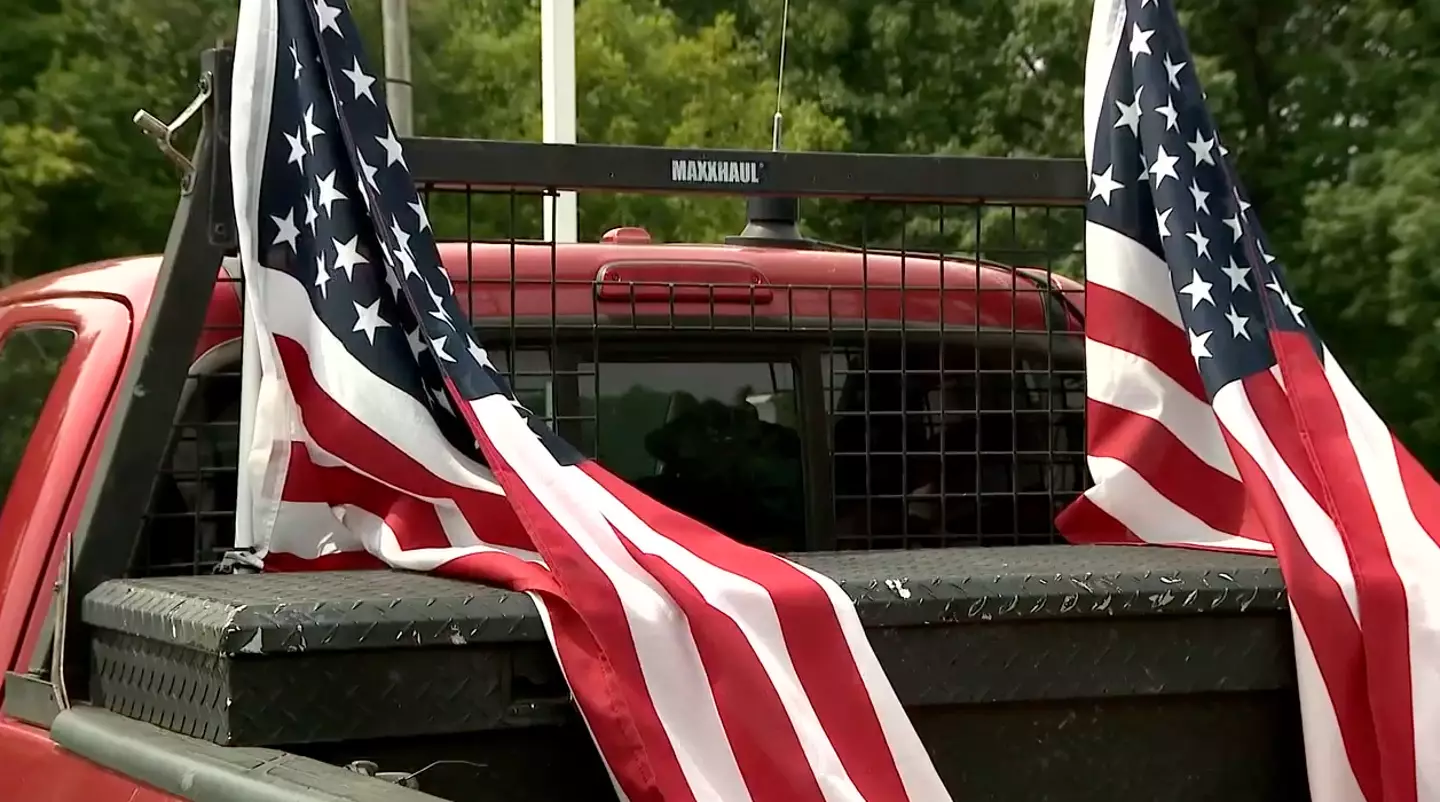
[126,128,1091,579]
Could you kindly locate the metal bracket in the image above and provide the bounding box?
[133,71,214,186]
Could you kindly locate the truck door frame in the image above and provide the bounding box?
[0,295,132,708]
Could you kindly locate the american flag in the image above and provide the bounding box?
[1058,2,1440,800]
[228,2,950,801]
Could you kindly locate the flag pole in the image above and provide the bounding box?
[541,0,578,243]
[381,0,414,136]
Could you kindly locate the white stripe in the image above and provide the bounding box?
[1324,353,1440,800]
[1291,609,1368,802]
[1086,339,1240,478]
[570,467,872,802]
[469,393,750,802]
[267,498,544,570]
[787,561,955,802]
[1084,456,1271,551]
[1211,381,1359,618]
[232,0,291,556]
[1086,223,1185,329]
[260,270,506,495]
[1083,0,1127,169]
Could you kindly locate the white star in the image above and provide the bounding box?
[377,126,406,168]
[1220,141,1231,158]
[390,217,412,255]
[1225,305,1251,340]
[1185,223,1211,260]
[314,252,331,298]
[1189,179,1211,215]
[467,337,490,367]
[1178,268,1215,309]
[302,104,326,150]
[1156,207,1174,240]
[1189,329,1214,361]
[1164,52,1188,89]
[1222,257,1251,291]
[1260,244,1276,264]
[1155,96,1180,131]
[1267,281,1305,325]
[383,262,403,297]
[332,235,368,280]
[1090,165,1124,204]
[409,199,431,231]
[1186,130,1216,167]
[430,335,458,363]
[304,191,319,231]
[1222,213,1243,242]
[1235,188,1252,215]
[358,151,380,195]
[1114,87,1143,136]
[1129,23,1155,63]
[284,127,306,171]
[1141,0,1156,5]
[270,208,300,253]
[426,282,453,326]
[429,385,454,415]
[351,299,390,345]
[289,41,303,79]
[314,0,344,36]
[405,327,427,358]
[1148,145,1180,187]
[316,170,347,216]
[342,57,376,104]
[393,248,419,279]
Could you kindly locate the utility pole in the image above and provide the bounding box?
[541,0,578,243]
[381,0,414,137]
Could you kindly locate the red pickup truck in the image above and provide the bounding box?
[0,225,1080,786]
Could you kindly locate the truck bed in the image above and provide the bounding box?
[80,545,1304,802]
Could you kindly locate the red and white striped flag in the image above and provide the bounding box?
[228,2,950,801]
[1058,2,1440,800]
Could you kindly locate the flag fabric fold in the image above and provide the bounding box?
[228,2,950,801]
[1060,2,1440,801]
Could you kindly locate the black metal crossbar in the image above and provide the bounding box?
[403,137,1088,204]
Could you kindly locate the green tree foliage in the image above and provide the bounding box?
[0,0,1437,470]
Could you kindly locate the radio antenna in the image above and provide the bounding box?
[771,0,792,151]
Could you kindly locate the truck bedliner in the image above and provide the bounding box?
[81,545,1306,801]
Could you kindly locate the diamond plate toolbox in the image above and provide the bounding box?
[84,546,1296,748]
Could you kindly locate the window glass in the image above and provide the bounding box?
[823,339,1083,547]
[492,350,804,551]
[0,326,77,504]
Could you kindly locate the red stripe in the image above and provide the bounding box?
[1268,332,1416,802]
[273,337,533,552]
[613,531,827,802]
[1391,438,1440,552]
[1085,283,1208,400]
[1219,421,1383,802]
[583,463,912,802]
[281,446,457,552]
[451,391,696,802]
[1055,494,1142,544]
[1241,368,1326,506]
[1081,399,1265,541]
[265,551,387,571]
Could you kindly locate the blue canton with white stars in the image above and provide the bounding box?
[1087,0,1323,400]
[257,0,580,464]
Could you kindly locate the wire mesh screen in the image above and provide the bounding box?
[132,179,1087,577]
